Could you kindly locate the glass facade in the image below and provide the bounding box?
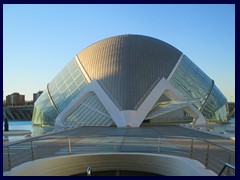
[32,58,88,126]
[32,89,58,126]
[48,59,88,112]
[169,55,228,122]
[63,92,114,127]
[201,86,228,122]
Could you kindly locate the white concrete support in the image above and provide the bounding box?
[56,54,206,128]
[183,105,206,125]
[122,78,206,127]
[167,53,184,81]
[55,80,126,127]
[75,56,91,83]
[55,78,206,128]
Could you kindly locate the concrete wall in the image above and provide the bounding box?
[4,153,216,176]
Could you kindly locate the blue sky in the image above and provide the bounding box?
[3,4,235,102]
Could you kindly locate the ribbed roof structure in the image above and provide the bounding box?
[77,34,182,110]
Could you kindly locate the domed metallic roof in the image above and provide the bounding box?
[77,34,182,110]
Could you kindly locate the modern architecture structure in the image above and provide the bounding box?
[32,34,228,127]
[4,105,33,121]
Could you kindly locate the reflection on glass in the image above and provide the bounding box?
[32,58,88,126]
[170,55,227,122]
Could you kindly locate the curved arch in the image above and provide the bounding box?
[55,80,126,127]
[56,78,206,128]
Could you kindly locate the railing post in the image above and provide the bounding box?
[218,163,235,176]
[189,139,193,158]
[30,141,35,160]
[218,164,226,176]
[7,146,11,171]
[116,170,120,176]
[227,153,232,176]
[205,144,210,168]
[158,137,160,153]
[68,137,72,155]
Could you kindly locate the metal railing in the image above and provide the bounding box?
[218,163,235,176]
[3,135,235,176]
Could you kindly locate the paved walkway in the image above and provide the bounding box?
[4,125,235,153]
[44,125,234,150]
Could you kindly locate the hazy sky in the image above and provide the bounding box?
[3,4,235,102]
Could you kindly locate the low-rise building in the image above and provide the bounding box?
[6,92,25,106]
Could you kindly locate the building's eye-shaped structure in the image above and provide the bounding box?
[32,34,228,127]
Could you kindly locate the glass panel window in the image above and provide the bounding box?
[32,58,89,126]
[63,93,114,127]
[32,89,58,126]
[169,55,227,122]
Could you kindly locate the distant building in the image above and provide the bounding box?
[25,100,34,105]
[33,91,43,102]
[227,102,235,118]
[6,92,25,106]
[3,100,6,107]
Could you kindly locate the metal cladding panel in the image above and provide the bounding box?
[77,34,182,110]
